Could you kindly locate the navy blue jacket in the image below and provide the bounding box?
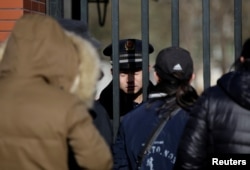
[113,94,189,170]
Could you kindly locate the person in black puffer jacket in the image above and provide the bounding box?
[174,38,250,170]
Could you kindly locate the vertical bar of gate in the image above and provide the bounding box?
[202,0,210,90]
[141,0,150,102]
[46,0,49,14]
[171,0,179,47]
[48,0,63,17]
[234,0,242,60]
[112,0,120,142]
[80,0,88,23]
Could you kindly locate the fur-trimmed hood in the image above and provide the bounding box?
[0,14,100,108]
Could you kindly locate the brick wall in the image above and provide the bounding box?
[0,0,46,42]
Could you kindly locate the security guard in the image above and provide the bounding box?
[98,38,154,120]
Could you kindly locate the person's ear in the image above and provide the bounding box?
[153,71,160,83]
[148,65,152,72]
[240,56,245,63]
[189,73,195,83]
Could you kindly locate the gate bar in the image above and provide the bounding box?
[202,0,211,89]
[171,0,179,47]
[141,0,150,102]
[234,0,242,60]
[80,0,88,23]
[112,0,120,142]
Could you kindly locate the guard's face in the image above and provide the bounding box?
[119,70,143,94]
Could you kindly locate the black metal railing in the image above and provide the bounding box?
[47,0,243,141]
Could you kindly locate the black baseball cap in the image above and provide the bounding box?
[154,47,193,80]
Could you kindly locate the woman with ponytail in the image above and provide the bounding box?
[112,47,198,170]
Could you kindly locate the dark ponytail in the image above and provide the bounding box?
[152,71,199,111]
[172,72,199,111]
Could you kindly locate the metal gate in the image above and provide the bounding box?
[48,0,243,140]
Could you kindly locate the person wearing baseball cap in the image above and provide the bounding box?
[112,46,199,170]
[98,38,154,120]
[154,46,194,82]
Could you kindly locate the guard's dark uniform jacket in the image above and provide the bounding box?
[98,81,154,119]
[113,93,189,170]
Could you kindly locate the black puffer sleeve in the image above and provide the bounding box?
[174,88,211,170]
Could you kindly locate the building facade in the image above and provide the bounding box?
[0,0,46,42]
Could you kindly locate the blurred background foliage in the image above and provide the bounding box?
[86,0,250,94]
